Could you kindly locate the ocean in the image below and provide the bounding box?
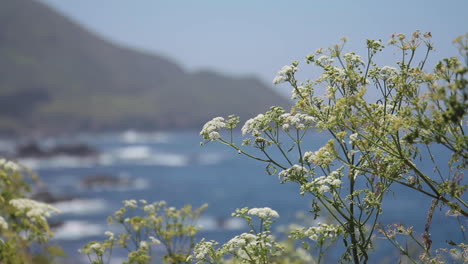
[14,130,466,263]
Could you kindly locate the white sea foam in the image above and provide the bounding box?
[197,152,226,165]
[53,199,108,215]
[53,220,104,240]
[17,143,191,169]
[198,216,246,231]
[143,152,189,167]
[18,156,97,170]
[121,130,172,144]
[108,146,189,167]
[113,145,152,160]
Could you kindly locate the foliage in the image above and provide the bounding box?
[188,207,327,264]
[2,32,467,264]
[79,200,207,264]
[0,158,61,264]
[199,32,467,263]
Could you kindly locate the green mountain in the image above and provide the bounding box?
[0,0,288,135]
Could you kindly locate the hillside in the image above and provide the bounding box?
[0,0,288,136]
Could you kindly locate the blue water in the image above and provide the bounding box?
[22,130,466,263]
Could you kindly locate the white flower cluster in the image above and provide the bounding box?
[349,133,358,144]
[317,66,347,83]
[123,199,138,209]
[139,241,149,250]
[280,113,316,131]
[278,165,309,182]
[104,231,114,240]
[79,241,106,255]
[192,240,215,260]
[241,114,266,136]
[291,85,308,100]
[0,215,8,230]
[311,170,343,193]
[0,158,20,172]
[200,117,226,141]
[224,232,258,252]
[222,232,281,261]
[149,236,161,244]
[315,55,335,65]
[89,242,104,255]
[273,64,298,84]
[9,198,59,222]
[304,223,343,241]
[344,52,365,65]
[303,145,334,166]
[247,207,279,219]
[380,66,398,80]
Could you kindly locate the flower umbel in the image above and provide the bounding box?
[200,117,226,141]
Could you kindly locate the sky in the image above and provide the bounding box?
[37,0,468,90]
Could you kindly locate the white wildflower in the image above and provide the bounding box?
[241,114,265,136]
[0,216,8,230]
[303,151,316,164]
[123,199,137,208]
[224,233,258,252]
[330,178,342,187]
[89,242,102,252]
[305,223,343,241]
[149,236,161,244]
[318,185,330,193]
[247,207,279,218]
[140,241,149,250]
[315,55,334,65]
[208,131,220,140]
[105,231,114,240]
[291,85,309,100]
[192,240,214,259]
[143,204,155,212]
[380,66,398,80]
[279,165,309,182]
[273,75,287,85]
[9,198,59,222]
[280,113,316,131]
[0,158,20,172]
[344,52,365,65]
[303,144,334,166]
[272,64,298,84]
[200,117,226,141]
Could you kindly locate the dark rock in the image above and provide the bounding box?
[31,188,75,204]
[81,173,132,189]
[16,142,46,157]
[48,143,98,157]
[16,142,98,158]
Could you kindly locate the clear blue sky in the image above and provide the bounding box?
[38,0,468,88]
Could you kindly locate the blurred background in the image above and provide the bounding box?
[0,0,467,263]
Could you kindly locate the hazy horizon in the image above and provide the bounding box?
[37,0,468,90]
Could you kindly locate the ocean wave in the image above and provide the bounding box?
[53,198,108,215]
[17,147,191,169]
[112,145,152,160]
[18,156,97,170]
[196,152,226,166]
[53,220,105,240]
[198,216,246,231]
[121,130,172,144]
[107,146,189,167]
